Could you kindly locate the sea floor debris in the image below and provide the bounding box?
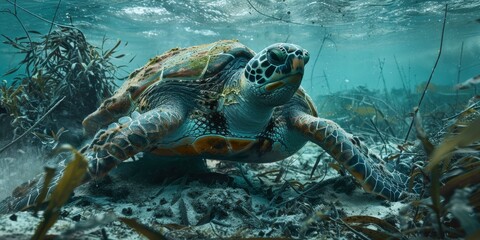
[0,90,479,239]
[1,41,480,237]
[0,141,408,239]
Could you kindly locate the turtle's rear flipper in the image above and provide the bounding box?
[0,160,91,214]
[0,177,43,214]
[0,176,57,214]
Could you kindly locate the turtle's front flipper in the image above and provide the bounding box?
[0,107,185,213]
[291,113,418,201]
[85,108,184,178]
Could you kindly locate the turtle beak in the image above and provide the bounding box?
[286,57,305,85]
[291,58,304,73]
[287,72,303,85]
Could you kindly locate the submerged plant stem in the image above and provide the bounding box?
[5,0,80,30]
[309,33,331,92]
[246,0,314,26]
[44,0,62,59]
[455,41,464,105]
[404,4,448,142]
[0,96,65,154]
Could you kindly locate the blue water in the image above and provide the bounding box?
[0,0,479,97]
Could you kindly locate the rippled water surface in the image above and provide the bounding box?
[1,0,479,95]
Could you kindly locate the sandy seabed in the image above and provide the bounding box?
[0,142,409,239]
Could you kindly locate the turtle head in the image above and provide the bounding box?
[243,43,309,106]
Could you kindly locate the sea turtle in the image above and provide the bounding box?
[0,40,417,213]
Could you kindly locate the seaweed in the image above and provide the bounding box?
[119,218,167,240]
[33,167,56,215]
[0,96,65,154]
[342,215,401,240]
[400,101,480,239]
[1,27,124,126]
[0,1,127,150]
[426,117,480,171]
[413,107,434,156]
[32,145,88,239]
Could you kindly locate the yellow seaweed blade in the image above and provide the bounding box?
[119,217,167,240]
[350,225,397,240]
[414,108,434,156]
[353,106,377,116]
[32,145,88,240]
[34,167,56,214]
[342,215,400,234]
[441,167,480,198]
[426,117,480,172]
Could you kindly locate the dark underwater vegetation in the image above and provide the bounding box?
[0,0,480,239]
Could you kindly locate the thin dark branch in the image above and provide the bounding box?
[336,218,371,240]
[47,0,62,36]
[369,118,388,156]
[378,58,390,102]
[394,55,408,95]
[455,41,464,105]
[5,0,79,30]
[246,0,318,26]
[4,1,33,50]
[309,152,326,179]
[309,32,335,92]
[3,1,33,78]
[403,4,448,142]
[0,96,66,154]
[44,0,63,59]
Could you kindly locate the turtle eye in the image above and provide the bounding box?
[267,48,285,65]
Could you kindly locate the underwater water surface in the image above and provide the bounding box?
[0,0,479,97]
